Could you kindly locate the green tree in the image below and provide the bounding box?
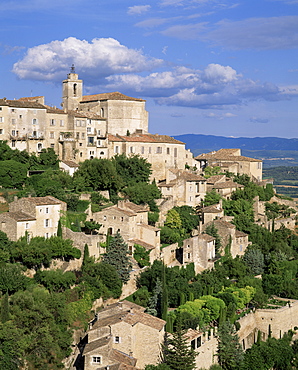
[1,291,10,323]
[83,220,102,235]
[165,209,182,229]
[205,223,221,257]
[217,321,244,370]
[0,160,28,189]
[113,153,152,186]
[122,182,161,211]
[162,319,196,370]
[243,246,265,275]
[203,189,221,206]
[134,244,151,268]
[103,232,132,283]
[34,269,76,292]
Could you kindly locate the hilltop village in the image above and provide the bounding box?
[1,70,298,370]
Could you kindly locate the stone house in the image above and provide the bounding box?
[161,233,216,274]
[0,70,196,182]
[195,148,263,182]
[82,300,165,369]
[0,196,66,241]
[89,200,161,262]
[59,160,79,176]
[158,169,207,207]
[200,203,224,224]
[107,133,195,182]
[211,180,244,200]
[202,219,249,258]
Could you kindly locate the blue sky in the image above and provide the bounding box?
[1,0,298,138]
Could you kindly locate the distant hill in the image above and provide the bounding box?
[174,134,298,152]
[174,134,298,167]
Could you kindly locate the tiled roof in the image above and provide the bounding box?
[111,349,137,367]
[108,133,184,144]
[23,196,63,206]
[4,211,35,222]
[120,201,148,213]
[60,160,79,168]
[212,181,244,189]
[169,169,206,182]
[45,106,66,114]
[83,336,111,354]
[68,110,103,119]
[184,328,202,341]
[206,174,227,184]
[199,234,216,242]
[82,92,145,102]
[195,148,261,162]
[138,223,160,232]
[235,230,248,237]
[0,99,46,109]
[212,219,235,228]
[128,239,155,250]
[202,204,223,213]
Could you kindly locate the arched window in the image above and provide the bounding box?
[100,108,104,117]
[73,83,77,96]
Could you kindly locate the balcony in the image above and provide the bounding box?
[59,132,75,142]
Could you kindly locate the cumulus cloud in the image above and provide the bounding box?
[207,16,298,50]
[203,112,237,119]
[202,64,239,84]
[12,37,163,83]
[127,5,151,15]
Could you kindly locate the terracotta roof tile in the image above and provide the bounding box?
[23,196,64,206]
[60,160,79,168]
[128,239,155,250]
[82,92,145,102]
[3,211,36,222]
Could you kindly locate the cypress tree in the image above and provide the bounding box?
[103,231,132,283]
[57,219,62,237]
[1,291,10,323]
[161,263,168,322]
[162,317,196,370]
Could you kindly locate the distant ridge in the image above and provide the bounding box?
[173,134,298,152]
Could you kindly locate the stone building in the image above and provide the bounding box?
[89,200,161,263]
[158,168,207,207]
[161,233,216,274]
[0,69,195,181]
[202,219,249,258]
[195,148,263,181]
[81,300,165,369]
[0,196,66,241]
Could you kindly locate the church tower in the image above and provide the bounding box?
[62,65,82,111]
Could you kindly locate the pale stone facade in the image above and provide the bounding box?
[89,200,161,262]
[158,168,207,207]
[0,196,66,241]
[196,148,263,181]
[82,300,165,369]
[161,233,216,274]
[0,71,195,181]
[202,219,249,258]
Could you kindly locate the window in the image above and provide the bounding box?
[100,108,104,117]
[87,127,92,133]
[156,146,162,154]
[45,208,49,213]
[81,133,85,139]
[76,133,80,139]
[92,356,101,364]
[12,119,16,125]
[32,118,37,125]
[129,146,134,153]
[0,129,3,134]
[12,130,16,136]
[50,132,54,139]
[148,147,151,154]
[50,119,55,126]
[76,120,81,127]
[60,120,64,127]
[50,144,54,148]
[25,223,29,229]
[167,148,170,155]
[80,152,82,157]
[45,219,49,227]
[79,143,82,146]
[115,146,119,154]
[19,115,22,119]
[11,109,15,113]
[0,117,3,122]
[11,141,15,147]
[114,336,121,343]
[103,216,107,221]
[97,129,101,136]
[37,143,42,151]
[174,148,177,158]
[141,146,145,154]
[45,233,49,238]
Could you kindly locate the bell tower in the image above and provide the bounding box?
[62,65,83,111]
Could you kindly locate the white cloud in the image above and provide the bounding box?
[250,117,269,124]
[127,5,151,15]
[203,112,237,119]
[202,63,239,84]
[12,37,163,82]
